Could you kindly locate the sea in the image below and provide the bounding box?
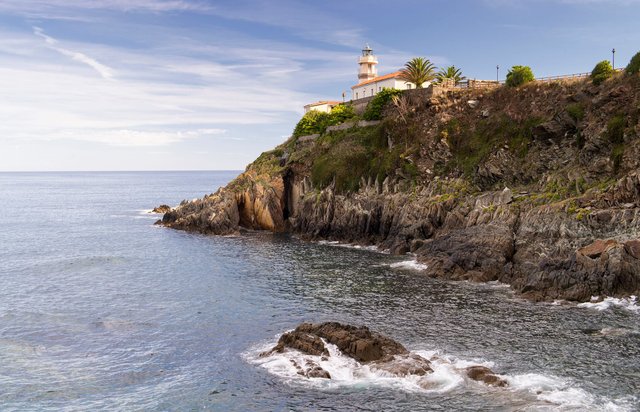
[0,171,638,411]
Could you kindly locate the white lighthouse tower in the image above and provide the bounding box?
[358,44,378,82]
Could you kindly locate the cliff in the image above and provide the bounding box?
[161,74,640,302]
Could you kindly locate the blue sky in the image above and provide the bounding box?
[0,0,638,171]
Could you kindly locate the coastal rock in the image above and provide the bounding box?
[262,329,329,358]
[465,366,508,387]
[161,169,285,234]
[577,239,618,258]
[151,204,171,214]
[370,353,433,377]
[280,322,408,362]
[290,359,331,379]
[157,75,640,303]
[264,322,433,380]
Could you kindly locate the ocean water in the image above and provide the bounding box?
[0,171,638,411]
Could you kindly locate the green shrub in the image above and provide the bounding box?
[626,51,640,75]
[292,104,357,138]
[606,114,625,144]
[566,103,585,122]
[505,66,535,87]
[329,103,356,123]
[363,88,402,120]
[611,144,624,173]
[591,60,613,85]
[292,110,330,137]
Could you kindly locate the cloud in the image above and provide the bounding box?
[0,0,210,14]
[0,25,325,148]
[33,27,114,79]
[53,128,227,146]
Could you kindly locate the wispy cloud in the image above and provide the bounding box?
[0,0,210,14]
[54,128,227,146]
[0,24,329,148]
[33,27,114,79]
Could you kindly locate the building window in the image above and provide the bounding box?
[356,92,359,99]
[371,88,374,95]
[407,84,412,89]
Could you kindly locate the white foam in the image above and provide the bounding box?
[507,373,637,411]
[577,295,638,313]
[389,260,428,271]
[317,240,387,253]
[248,339,634,410]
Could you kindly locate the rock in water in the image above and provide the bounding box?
[262,322,508,387]
[262,322,429,380]
[466,366,508,387]
[262,329,329,357]
[291,322,409,362]
[151,204,171,214]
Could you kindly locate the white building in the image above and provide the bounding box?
[303,100,342,114]
[351,45,418,100]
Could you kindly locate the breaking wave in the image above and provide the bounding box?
[246,337,637,411]
[577,295,638,313]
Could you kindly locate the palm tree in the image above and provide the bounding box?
[436,66,466,84]
[398,57,437,88]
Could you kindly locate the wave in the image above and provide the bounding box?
[317,240,387,253]
[246,338,636,411]
[388,260,428,271]
[577,295,638,313]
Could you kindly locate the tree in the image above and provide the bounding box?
[505,65,535,87]
[363,88,402,120]
[591,60,613,85]
[398,57,436,88]
[625,51,640,75]
[436,65,466,84]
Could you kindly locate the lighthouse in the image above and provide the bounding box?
[358,44,378,82]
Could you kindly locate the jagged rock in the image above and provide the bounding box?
[151,204,171,214]
[264,322,407,363]
[290,359,331,379]
[266,322,433,380]
[466,366,508,387]
[262,329,329,358]
[577,239,619,258]
[370,353,433,376]
[624,240,640,259]
[295,322,407,362]
[531,112,575,142]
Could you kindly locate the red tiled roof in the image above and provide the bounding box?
[351,71,403,89]
[304,100,343,107]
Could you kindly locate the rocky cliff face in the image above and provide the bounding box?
[159,74,640,302]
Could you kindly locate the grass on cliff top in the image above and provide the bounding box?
[442,115,543,177]
[307,122,420,192]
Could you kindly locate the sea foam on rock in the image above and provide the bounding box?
[259,322,506,387]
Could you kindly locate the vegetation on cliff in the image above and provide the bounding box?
[591,60,614,85]
[398,57,437,88]
[505,65,534,87]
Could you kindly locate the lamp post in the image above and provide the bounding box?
[496,65,499,82]
[612,48,616,70]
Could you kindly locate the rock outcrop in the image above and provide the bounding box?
[151,204,171,214]
[158,74,640,302]
[261,322,508,386]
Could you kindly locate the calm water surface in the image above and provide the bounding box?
[0,171,638,411]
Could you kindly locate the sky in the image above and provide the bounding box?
[0,0,638,171]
